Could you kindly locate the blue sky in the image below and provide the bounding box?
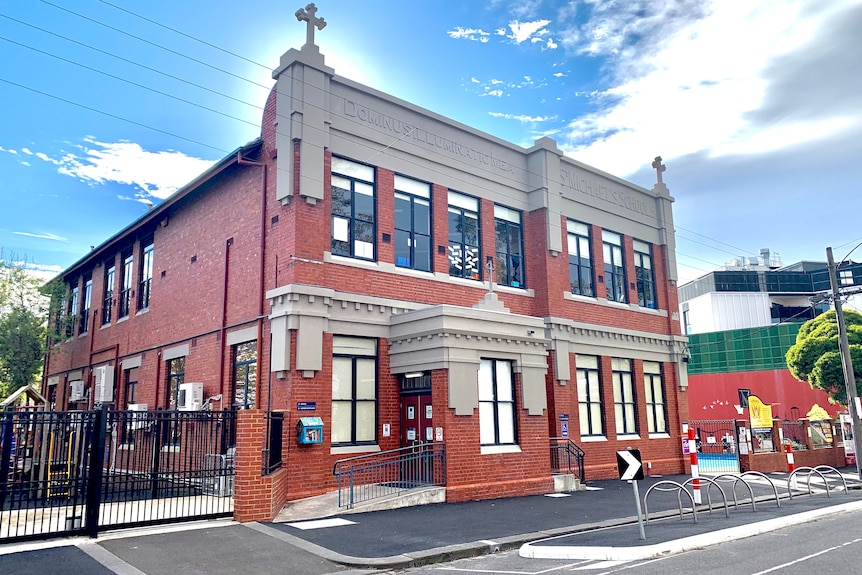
[2,0,861,285]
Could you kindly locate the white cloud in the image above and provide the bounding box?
[21,147,33,155]
[489,112,557,123]
[553,72,565,78]
[46,139,215,200]
[506,19,551,44]
[12,231,68,242]
[448,27,490,43]
[35,152,61,165]
[484,90,504,98]
[558,1,861,177]
[471,77,480,83]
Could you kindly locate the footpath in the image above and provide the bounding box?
[1,472,861,574]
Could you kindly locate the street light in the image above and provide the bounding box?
[826,246,862,480]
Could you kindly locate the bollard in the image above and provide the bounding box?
[686,424,702,504]
[786,443,797,490]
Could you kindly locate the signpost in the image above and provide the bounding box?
[616,449,646,540]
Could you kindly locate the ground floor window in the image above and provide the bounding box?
[576,355,603,436]
[165,357,185,445]
[331,336,378,446]
[478,358,517,446]
[232,341,257,409]
[643,361,667,434]
[612,358,637,435]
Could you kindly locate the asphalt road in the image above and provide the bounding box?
[397,507,862,575]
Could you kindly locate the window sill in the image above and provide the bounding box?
[136,307,149,316]
[480,444,521,455]
[161,445,180,453]
[330,444,381,455]
[116,316,129,324]
[118,444,135,451]
[325,253,379,270]
[579,435,608,443]
[495,284,535,297]
[636,306,667,317]
[100,323,111,330]
[649,433,671,439]
[616,434,641,441]
[564,292,598,303]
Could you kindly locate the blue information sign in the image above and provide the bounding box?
[297,402,317,411]
[561,421,569,437]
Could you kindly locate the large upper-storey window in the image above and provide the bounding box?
[602,230,626,303]
[633,240,656,309]
[448,191,481,281]
[479,359,517,446]
[331,336,377,446]
[576,354,603,436]
[102,261,115,325]
[494,205,524,288]
[66,284,79,339]
[643,361,667,434]
[79,273,92,335]
[567,220,593,296]
[612,358,637,435]
[331,157,375,260]
[119,250,133,319]
[394,175,431,271]
[138,238,154,311]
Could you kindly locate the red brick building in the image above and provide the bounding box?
[44,18,690,506]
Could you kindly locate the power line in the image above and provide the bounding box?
[96,0,271,71]
[0,35,260,128]
[0,76,230,153]
[0,13,264,111]
[38,0,271,90]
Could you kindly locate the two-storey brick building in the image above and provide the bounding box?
[44,15,690,505]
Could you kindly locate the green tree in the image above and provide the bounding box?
[0,255,49,399]
[0,307,45,397]
[785,309,862,404]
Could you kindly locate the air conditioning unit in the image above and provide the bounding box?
[128,403,149,430]
[178,382,204,411]
[93,365,115,403]
[69,380,85,402]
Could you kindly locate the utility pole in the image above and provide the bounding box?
[826,247,862,480]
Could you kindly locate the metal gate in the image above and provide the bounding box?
[689,419,741,474]
[1,407,235,542]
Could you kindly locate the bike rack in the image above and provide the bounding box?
[643,480,698,525]
[680,477,730,518]
[788,466,830,499]
[710,473,758,512]
[814,465,849,494]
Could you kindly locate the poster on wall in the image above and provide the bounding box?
[748,395,773,432]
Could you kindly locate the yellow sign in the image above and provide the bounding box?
[748,395,774,431]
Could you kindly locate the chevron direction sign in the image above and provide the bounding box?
[616,449,644,481]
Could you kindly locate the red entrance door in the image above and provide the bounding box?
[400,394,433,447]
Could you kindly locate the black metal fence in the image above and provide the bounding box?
[1,407,236,542]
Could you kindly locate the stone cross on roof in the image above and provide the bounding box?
[296,3,326,48]
[651,156,666,185]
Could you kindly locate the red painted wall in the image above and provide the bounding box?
[687,370,842,421]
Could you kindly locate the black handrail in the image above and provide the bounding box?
[549,437,585,483]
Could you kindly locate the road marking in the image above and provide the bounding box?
[545,493,571,498]
[748,537,862,575]
[80,543,148,575]
[572,559,630,570]
[286,517,356,530]
[435,560,591,573]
